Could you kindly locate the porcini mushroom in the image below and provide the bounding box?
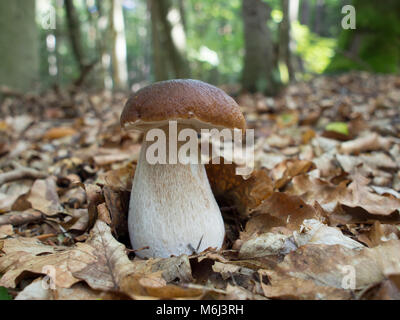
[120,79,246,258]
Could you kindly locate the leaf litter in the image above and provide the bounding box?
[1,72,400,300]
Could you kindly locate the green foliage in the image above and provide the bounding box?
[328,0,400,74]
[33,0,399,90]
[325,122,349,135]
[293,22,337,75]
[124,0,152,84]
[0,287,12,300]
[37,0,85,87]
[186,0,244,84]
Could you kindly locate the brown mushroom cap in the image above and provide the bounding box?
[120,79,246,131]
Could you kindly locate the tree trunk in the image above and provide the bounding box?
[241,0,278,94]
[279,0,295,82]
[110,0,129,89]
[65,0,86,74]
[149,0,190,81]
[178,0,187,33]
[148,0,169,81]
[314,0,325,35]
[95,0,113,90]
[300,0,311,26]
[0,0,39,90]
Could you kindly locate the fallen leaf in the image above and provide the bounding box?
[340,133,392,154]
[206,161,273,216]
[43,127,77,140]
[259,269,352,300]
[26,177,64,216]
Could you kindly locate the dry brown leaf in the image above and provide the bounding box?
[340,133,392,154]
[126,255,193,284]
[0,219,205,299]
[0,209,43,226]
[206,161,273,216]
[259,269,352,300]
[271,159,315,189]
[244,192,324,237]
[63,208,89,232]
[92,146,140,166]
[360,221,400,247]
[0,242,93,288]
[225,283,266,300]
[43,127,77,140]
[276,240,400,290]
[360,274,400,300]
[15,278,128,300]
[97,163,135,191]
[0,236,66,256]
[84,183,104,228]
[0,180,33,213]
[0,224,13,238]
[239,233,295,259]
[293,219,364,249]
[25,177,64,216]
[72,220,134,291]
[289,174,400,217]
[97,202,111,224]
[342,174,400,215]
[103,186,129,239]
[60,187,87,208]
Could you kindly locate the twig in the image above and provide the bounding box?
[126,246,150,253]
[0,210,44,226]
[0,164,46,185]
[35,233,57,240]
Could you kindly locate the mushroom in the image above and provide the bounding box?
[120,79,246,258]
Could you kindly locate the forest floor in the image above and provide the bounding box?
[1,71,400,300]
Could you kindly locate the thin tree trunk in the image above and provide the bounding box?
[149,0,190,81]
[314,0,325,35]
[110,0,129,89]
[0,0,39,90]
[159,0,190,78]
[300,0,311,26]
[65,0,86,74]
[95,0,113,90]
[178,0,187,33]
[279,0,297,82]
[148,0,169,81]
[241,0,278,94]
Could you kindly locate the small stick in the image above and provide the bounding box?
[0,210,44,226]
[187,235,204,254]
[35,233,57,240]
[0,164,46,185]
[126,246,150,254]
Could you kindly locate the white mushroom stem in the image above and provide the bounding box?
[128,127,225,258]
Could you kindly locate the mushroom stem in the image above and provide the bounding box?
[128,129,225,258]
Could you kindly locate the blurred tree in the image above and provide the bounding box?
[148,0,190,81]
[110,0,129,89]
[65,0,99,86]
[313,0,325,35]
[279,0,296,82]
[241,0,279,94]
[300,0,311,26]
[185,0,244,85]
[328,0,400,73]
[65,0,86,74]
[0,0,39,90]
[93,0,113,89]
[123,0,152,86]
